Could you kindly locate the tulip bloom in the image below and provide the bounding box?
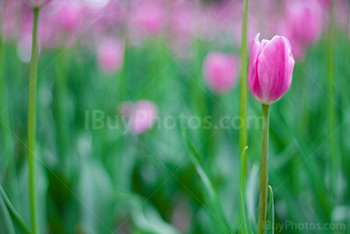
[56,2,83,33]
[24,0,51,8]
[248,34,294,105]
[282,0,323,60]
[286,0,323,46]
[129,101,158,135]
[133,2,164,36]
[248,33,294,234]
[203,52,239,93]
[97,39,124,74]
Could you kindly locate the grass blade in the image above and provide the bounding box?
[239,146,253,234]
[0,187,15,234]
[0,185,31,234]
[266,185,274,234]
[183,131,231,234]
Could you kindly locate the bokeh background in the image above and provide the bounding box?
[0,0,349,233]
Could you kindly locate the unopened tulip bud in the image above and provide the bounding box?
[248,34,295,105]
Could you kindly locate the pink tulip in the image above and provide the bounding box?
[24,0,52,8]
[129,100,158,135]
[132,1,164,36]
[56,2,83,33]
[203,52,239,93]
[170,2,195,39]
[248,34,295,105]
[285,0,323,46]
[280,0,323,61]
[92,1,124,36]
[97,39,124,74]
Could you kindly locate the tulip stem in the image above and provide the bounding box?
[258,104,270,234]
[327,0,338,204]
[28,8,40,234]
[239,0,249,186]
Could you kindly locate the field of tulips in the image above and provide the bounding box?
[0,0,350,233]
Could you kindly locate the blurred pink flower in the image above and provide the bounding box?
[170,2,195,39]
[248,34,295,105]
[203,52,239,94]
[56,2,83,33]
[132,1,165,36]
[97,39,124,74]
[3,1,23,42]
[24,0,52,8]
[168,0,197,56]
[92,1,125,36]
[281,0,323,60]
[286,0,323,46]
[129,100,158,135]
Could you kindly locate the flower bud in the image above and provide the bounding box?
[248,34,295,105]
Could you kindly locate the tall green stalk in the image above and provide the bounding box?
[239,0,249,185]
[258,104,270,234]
[117,42,128,107]
[327,1,338,204]
[0,0,16,188]
[28,8,40,234]
[54,49,69,161]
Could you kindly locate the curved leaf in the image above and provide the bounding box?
[266,185,274,234]
[183,131,231,234]
[239,146,253,234]
[0,185,31,234]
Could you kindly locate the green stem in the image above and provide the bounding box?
[28,8,40,234]
[239,0,249,186]
[327,0,337,204]
[258,104,270,234]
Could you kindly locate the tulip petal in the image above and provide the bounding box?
[248,33,264,102]
[257,36,294,104]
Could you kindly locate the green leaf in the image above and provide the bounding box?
[239,146,253,234]
[266,185,274,234]
[0,187,15,234]
[183,131,231,234]
[132,202,180,234]
[115,190,181,234]
[0,184,31,234]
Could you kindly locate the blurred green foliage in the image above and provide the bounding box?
[0,20,349,234]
